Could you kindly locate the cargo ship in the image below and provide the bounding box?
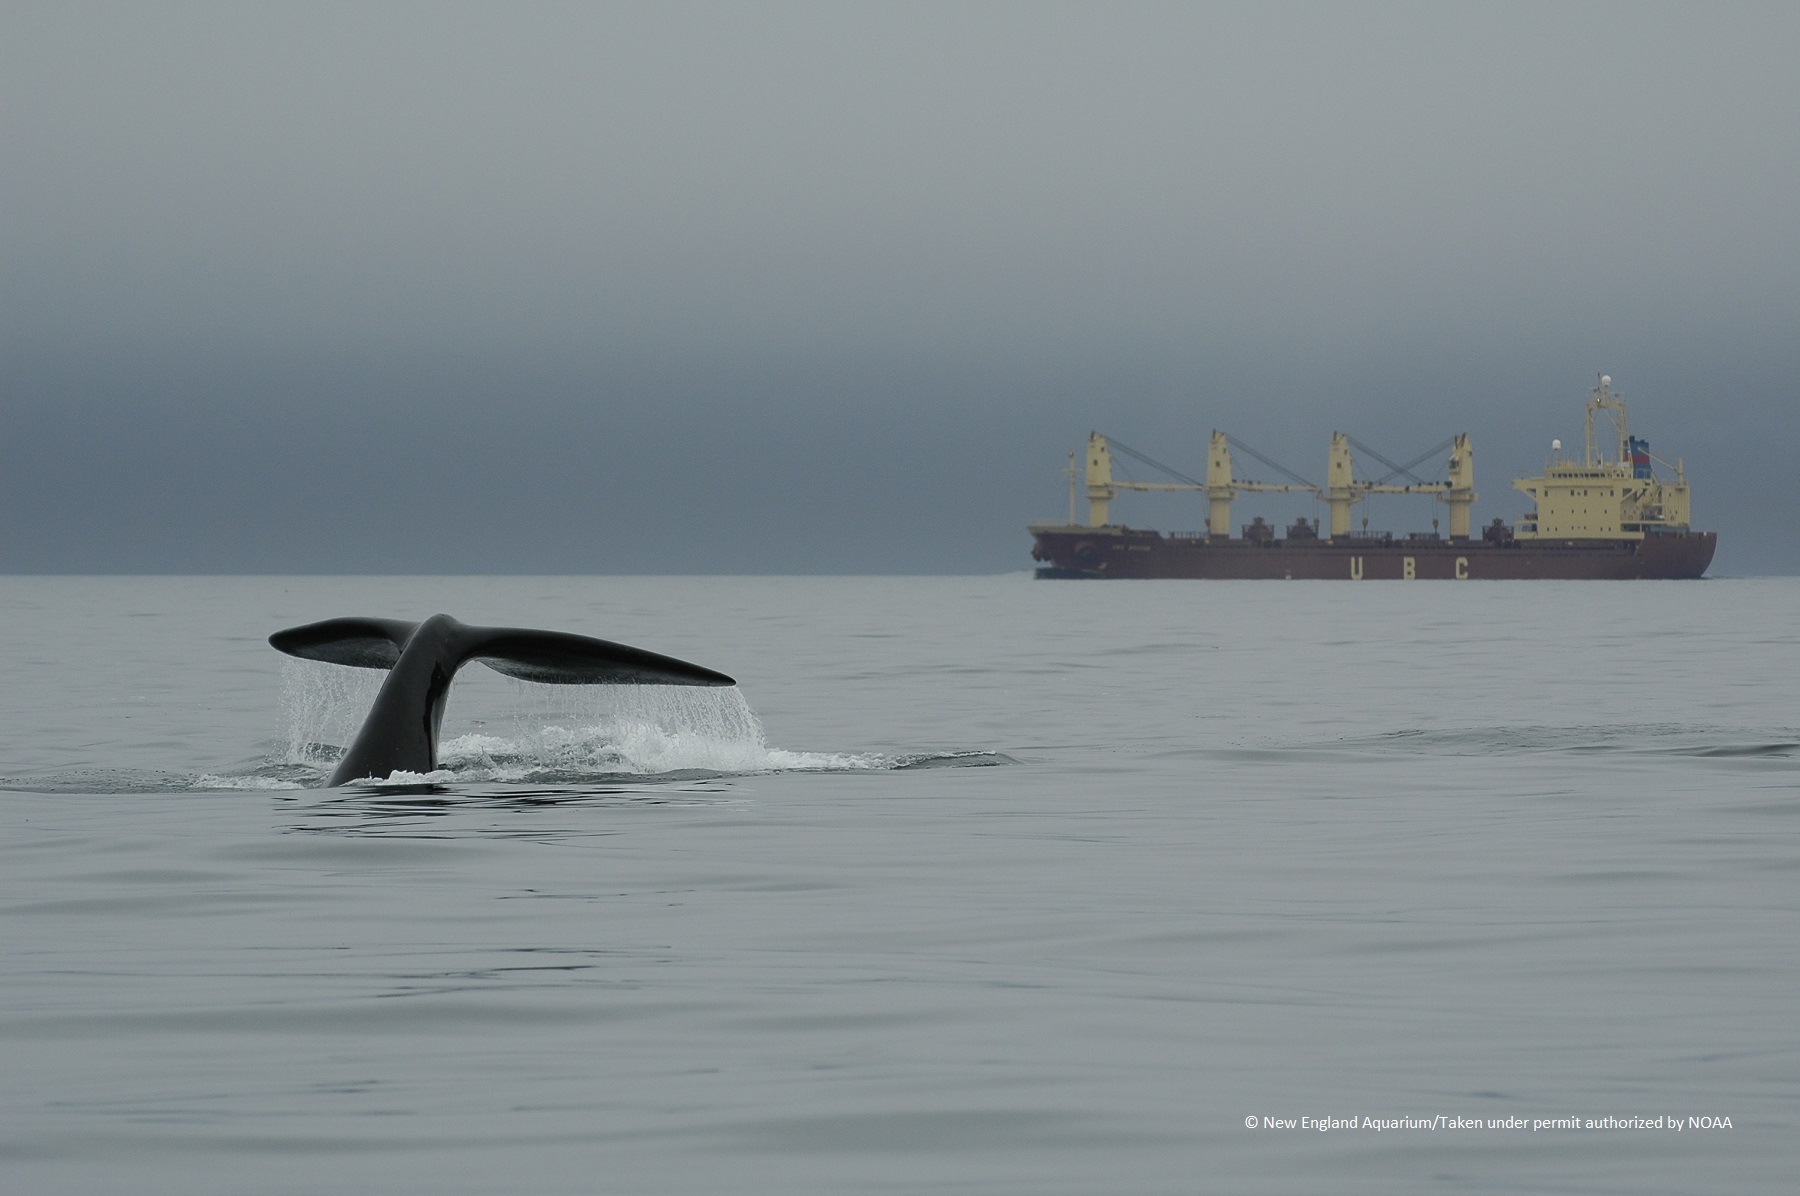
[1028,376,1715,580]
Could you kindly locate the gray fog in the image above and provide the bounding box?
[4,2,1797,574]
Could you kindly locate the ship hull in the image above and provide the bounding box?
[1028,525,1717,580]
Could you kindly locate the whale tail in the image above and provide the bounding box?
[269,617,736,686]
[269,614,734,784]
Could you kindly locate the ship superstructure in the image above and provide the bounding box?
[1028,375,1715,580]
[1512,375,1693,541]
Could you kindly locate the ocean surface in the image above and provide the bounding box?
[2,574,1795,1194]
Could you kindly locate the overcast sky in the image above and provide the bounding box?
[4,1,1797,574]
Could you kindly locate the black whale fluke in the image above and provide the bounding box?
[269,614,734,786]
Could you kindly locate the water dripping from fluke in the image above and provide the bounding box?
[272,659,1013,789]
[269,614,736,785]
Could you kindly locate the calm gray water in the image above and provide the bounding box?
[2,575,1795,1194]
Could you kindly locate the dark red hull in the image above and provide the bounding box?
[1028,525,1717,580]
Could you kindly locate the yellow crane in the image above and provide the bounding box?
[1075,429,1476,541]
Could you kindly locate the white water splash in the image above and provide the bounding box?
[277,661,895,781]
[446,684,892,780]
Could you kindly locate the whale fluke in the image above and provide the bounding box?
[270,613,734,785]
[269,617,421,670]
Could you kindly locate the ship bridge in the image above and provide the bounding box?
[1511,375,1691,540]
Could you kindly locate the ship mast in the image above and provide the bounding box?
[1585,373,1628,467]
